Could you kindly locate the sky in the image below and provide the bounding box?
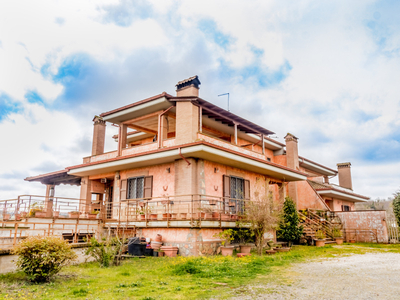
[0,0,399,200]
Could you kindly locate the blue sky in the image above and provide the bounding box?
[0,0,400,199]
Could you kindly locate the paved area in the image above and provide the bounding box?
[231,252,400,300]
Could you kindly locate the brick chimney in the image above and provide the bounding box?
[337,162,352,190]
[285,133,299,206]
[175,76,201,145]
[92,116,106,156]
[176,75,201,97]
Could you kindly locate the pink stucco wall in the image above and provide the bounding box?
[336,211,388,243]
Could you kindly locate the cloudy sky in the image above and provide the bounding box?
[0,0,399,200]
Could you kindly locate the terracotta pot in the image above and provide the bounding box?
[203,213,213,219]
[68,212,79,218]
[20,212,27,218]
[36,212,47,218]
[3,214,11,221]
[220,246,234,256]
[275,247,291,252]
[335,238,344,245]
[170,213,177,220]
[239,245,251,253]
[212,212,220,219]
[160,246,178,257]
[150,214,158,220]
[53,211,60,218]
[140,214,146,220]
[14,214,22,221]
[221,214,231,221]
[237,253,251,258]
[179,213,187,220]
[155,234,162,242]
[315,240,325,247]
[230,215,238,221]
[151,241,162,250]
[158,251,165,257]
[266,250,277,255]
[350,239,356,243]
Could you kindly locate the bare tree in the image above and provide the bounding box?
[242,179,283,255]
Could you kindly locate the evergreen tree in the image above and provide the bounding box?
[277,197,303,246]
[392,191,400,228]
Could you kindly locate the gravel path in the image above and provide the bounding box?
[230,252,400,300]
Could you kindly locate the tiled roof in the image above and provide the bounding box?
[308,180,369,200]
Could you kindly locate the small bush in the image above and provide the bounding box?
[85,237,118,267]
[72,288,89,296]
[13,236,77,283]
[172,260,203,275]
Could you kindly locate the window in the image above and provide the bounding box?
[120,176,153,201]
[127,176,144,199]
[223,175,250,214]
[342,205,350,212]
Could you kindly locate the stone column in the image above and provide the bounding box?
[44,184,55,217]
[79,177,92,213]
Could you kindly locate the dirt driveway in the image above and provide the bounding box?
[232,252,400,300]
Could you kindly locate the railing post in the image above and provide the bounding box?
[13,222,18,246]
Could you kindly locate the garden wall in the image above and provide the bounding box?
[336,210,388,243]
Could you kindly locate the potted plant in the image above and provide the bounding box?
[315,230,326,247]
[158,249,165,257]
[20,212,27,218]
[150,213,158,220]
[3,213,11,221]
[139,211,146,220]
[200,207,213,219]
[88,210,99,219]
[53,211,60,218]
[68,211,80,218]
[332,228,344,245]
[29,202,45,217]
[235,228,254,253]
[214,229,234,256]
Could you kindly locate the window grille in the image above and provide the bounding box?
[127,176,144,199]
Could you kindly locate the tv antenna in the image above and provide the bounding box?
[218,93,230,112]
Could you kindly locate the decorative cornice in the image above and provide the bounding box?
[93,115,106,125]
[337,162,351,168]
[284,133,298,143]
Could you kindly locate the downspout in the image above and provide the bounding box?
[179,148,191,166]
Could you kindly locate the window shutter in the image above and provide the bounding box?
[120,179,127,201]
[144,176,153,198]
[223,175,231,198]
[244,180,250,200]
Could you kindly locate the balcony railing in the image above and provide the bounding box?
[1,194,248,223]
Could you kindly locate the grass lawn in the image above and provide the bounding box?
[1,243,400,300]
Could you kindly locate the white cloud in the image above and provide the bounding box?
[1,0,400,201]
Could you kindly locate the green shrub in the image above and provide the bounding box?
[85,237,115,267]
[393,192,400,228]
[13,236,77,283]
[85,236,125,267]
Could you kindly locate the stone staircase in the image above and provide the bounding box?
[299,209,342,245]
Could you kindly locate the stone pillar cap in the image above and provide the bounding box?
[284,133,298,141]
[92,115,105,125]
[337,162,351,168]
